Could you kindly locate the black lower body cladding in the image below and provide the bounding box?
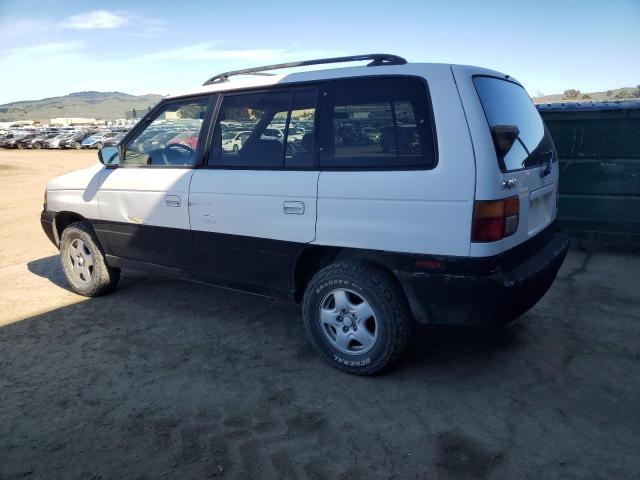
[42,209,569,327]
[396,227,570,327]
[40,210,57,246]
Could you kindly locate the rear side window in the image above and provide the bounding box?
[208,88,317,169]
[474,76,555,172]
[319,77,436,169]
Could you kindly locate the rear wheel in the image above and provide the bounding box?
[73,142,81,150]
[302,262,412,375]
[94,142,103,149]
[32,142,42,150]
[60,221,120,296]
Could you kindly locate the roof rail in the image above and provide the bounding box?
[202,53,407,86]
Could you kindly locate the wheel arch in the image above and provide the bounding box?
[53,211,87,246]
[292,245,409,305]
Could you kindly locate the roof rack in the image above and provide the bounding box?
[202,53,407,86]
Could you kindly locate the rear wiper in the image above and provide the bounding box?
[538,148,554,177]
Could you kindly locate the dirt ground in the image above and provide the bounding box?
[0,149,639,480]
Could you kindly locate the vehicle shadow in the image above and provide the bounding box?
[402,322,524,371]
[25,254,525,374]
[27,255,71,291]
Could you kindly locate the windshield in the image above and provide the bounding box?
[222,132,236,140]
[474,76,554,172]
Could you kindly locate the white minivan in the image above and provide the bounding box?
[41,54,569,374]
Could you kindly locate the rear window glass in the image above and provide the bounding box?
[474,76,554,171]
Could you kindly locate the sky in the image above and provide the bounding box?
[0,0,638,104]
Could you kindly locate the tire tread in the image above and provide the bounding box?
[302,262,412,375]
[60,220,120,297]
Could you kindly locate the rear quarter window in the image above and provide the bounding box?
[474,76,554,172]
[319,77,436,169]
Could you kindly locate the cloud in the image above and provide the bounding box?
[65,10,127,30]
[138,43,343,63]
[0,18,53,39]
[0,41,345,103]
[1,42,82,61]
[140,44,285,62]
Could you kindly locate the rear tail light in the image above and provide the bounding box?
[472,196,519,242]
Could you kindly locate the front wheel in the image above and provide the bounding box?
[60,221,120,296]
[302,262,412,375]
[94,142,103,149]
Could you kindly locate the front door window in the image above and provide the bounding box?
[123,98,211,166]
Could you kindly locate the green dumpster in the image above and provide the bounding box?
[538,101,640,240]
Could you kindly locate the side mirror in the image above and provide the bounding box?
[98,146,121,166]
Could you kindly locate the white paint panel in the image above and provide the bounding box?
[46,163,106,219]
[189,170,319,242]
[315,65,476,257]
[98,168,194,229]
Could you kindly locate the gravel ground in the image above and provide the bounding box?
[1,150,639,479]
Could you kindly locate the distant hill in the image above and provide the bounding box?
[2,86,637,121]
[0,91,164,121]
[533,86,640,104]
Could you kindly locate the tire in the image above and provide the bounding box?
[16,143,23,149]
[232,144,239,153]
[302,262,412,375]
[73,142,81,150]
[94,142,103,149]
[32,142,42,150]
[60,221,120,297]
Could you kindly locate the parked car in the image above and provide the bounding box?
[60,132,90,149]
[0,134,13,148]
[380,124,420,153]
[41,54,568,375]
[336,123,368,146]
[9,133,36,149]
[103,133,126,147]
[17,134,45,149]
[363,127,382,143]
[81,135,108,149]
[139,131,178,151]
[43,134,68,149]
[221,130,250,152]
[28,133,60,149]
[0,133,20,148]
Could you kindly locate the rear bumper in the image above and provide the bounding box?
[41,209,58,247]
[396,229,570,327]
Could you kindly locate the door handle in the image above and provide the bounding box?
[283,201,305,215]
[165,195,181,207]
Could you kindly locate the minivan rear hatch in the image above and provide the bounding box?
[452,66,559,255]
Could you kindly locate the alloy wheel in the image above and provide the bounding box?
[319,288,378,355]
[67,239,94,284]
